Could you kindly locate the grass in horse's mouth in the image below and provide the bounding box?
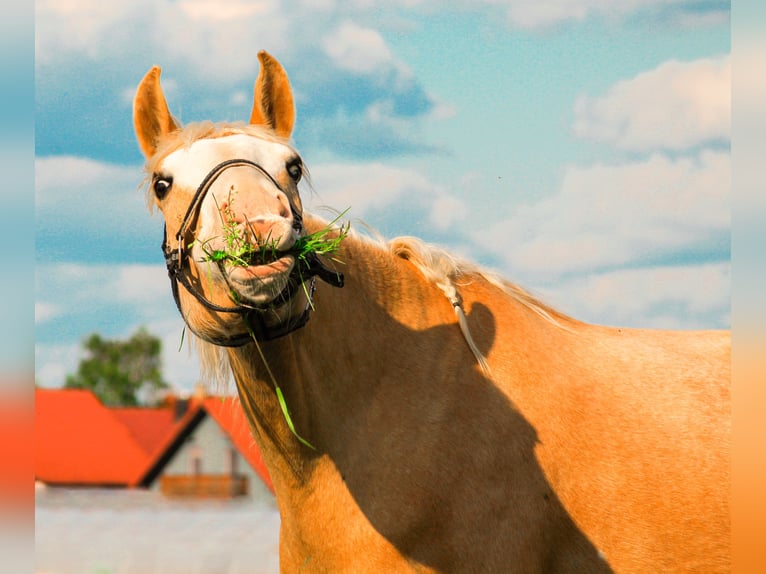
[198,207,350,270]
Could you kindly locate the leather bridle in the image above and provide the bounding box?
[161,158,344,347]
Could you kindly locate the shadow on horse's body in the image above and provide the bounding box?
[133,52,730,572]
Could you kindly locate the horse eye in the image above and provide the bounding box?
[153,176,173,199]
[287,161,302,183]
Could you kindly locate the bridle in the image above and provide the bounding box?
[161,158,344,347]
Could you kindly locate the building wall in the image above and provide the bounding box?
[151,416,274,504]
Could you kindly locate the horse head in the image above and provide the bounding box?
[133,51,334,345]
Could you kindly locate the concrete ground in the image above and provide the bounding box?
[35,486,281,574]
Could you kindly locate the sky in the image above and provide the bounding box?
[34,0,731,395]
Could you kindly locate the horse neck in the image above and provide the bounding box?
[225,231,460,490]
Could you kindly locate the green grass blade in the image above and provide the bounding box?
[275,386,316,450]
[177,325,187,352]
[246,321,317,451]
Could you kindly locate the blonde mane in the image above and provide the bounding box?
[385,234,566,325]
[386,235,573,372]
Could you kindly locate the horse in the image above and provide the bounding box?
[133,51,730,573]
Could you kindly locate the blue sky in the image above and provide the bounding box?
[35,0,730,394]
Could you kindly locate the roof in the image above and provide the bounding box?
[35,389,273,492]
[35,389,149,486]
[111,406,176,457]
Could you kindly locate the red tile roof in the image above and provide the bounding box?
[35,389,149,486]
[111,406,176,457]
[36,388,273,493]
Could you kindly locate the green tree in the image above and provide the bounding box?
[65,327,168,406]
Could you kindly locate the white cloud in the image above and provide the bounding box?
[35,156,162,250]
[306,162,466,223]
[35,0,729,75]
[315,0,728,31]
[484,0,727,30]
[156,0,289,81]
[33,0,404,86]
[573,55,730,152]
[428,194,468,232]
[429,102,458,121]
[35,156,141,205]
[35,0,146,62]
[476,150,729,278]
[178,0,270,21]
[35,263,171,315]
[35,302,60,324]
[540,262,730,329]
[36,0,288,81]
[111,265,172,303]
[499,0,599,28]
[322,21,394,74]
[35,342,81,388]
[676,10,729,29]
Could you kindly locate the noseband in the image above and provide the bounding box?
[162,158,344,347]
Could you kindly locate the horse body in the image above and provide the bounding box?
[227,225,729,573]
[133,52,730,573]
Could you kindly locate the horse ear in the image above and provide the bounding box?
[133,66,180,158]
[249,51,295,138]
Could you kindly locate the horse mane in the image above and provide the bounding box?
[386,235,572,372]
[192,220,570,388]
[386,234,567,325]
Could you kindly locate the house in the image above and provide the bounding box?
[138,394,274,500]
[35,388,273,500]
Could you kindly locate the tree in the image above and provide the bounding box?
[65,327,168,406]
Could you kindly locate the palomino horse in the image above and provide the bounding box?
[134,51,730,573]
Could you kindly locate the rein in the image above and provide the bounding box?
[162,158,344,347]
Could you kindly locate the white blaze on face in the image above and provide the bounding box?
[161,134,295,193]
